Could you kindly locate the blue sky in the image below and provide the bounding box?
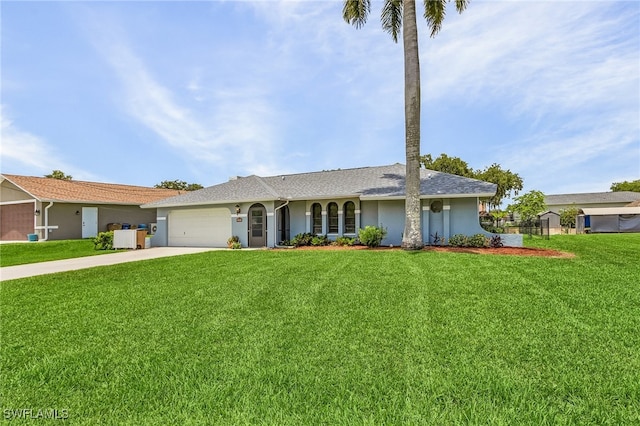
[2,0,638,205]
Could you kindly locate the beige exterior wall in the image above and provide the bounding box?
[0,180,34,202]
[42,203,157,240]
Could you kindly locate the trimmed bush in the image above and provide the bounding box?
[291,233,315,247]
[335,236,356,246]
[311,235,330,246]
[468,234,488,248]
[358,226,387,248]
[93,231,114,250]
[448,234,468,247]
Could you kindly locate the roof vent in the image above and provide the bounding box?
[229,176,238,181]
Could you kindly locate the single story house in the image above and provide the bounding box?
[544,191,640,214]
[0,174,180,241]
[142,163,523,248]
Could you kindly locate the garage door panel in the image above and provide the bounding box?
[168,208,230,247]
[1,203,35,241]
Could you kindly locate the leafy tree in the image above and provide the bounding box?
[420,153,474,177]
[474,163,523,209]
[45,170,72,180]
[507,190,546,226]
[154,180,203,191]
[343,0,470,250]
[420,154,523,209]
[560,205,579,232]
[610,180,640,192]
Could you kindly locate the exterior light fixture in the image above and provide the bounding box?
[235,205,241,214]
[34,209,41,216]
[75,210,80,215]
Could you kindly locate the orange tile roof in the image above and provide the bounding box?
[1,174,181,205]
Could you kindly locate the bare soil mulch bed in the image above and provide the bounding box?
[289,245,574,258]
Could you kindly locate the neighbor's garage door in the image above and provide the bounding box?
[168,208,231,247]
[1,203,35,241]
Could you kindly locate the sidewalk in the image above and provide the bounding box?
[0,247,224,281]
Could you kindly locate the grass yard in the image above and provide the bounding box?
[0,239,116,267]
[2,234,639,424]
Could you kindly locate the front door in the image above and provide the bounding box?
[248,204,267,247]
[277,205,290,244]
[82,207,98,238]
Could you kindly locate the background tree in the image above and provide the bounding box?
[344,0,470,250]
[507,190,546,227]
[560,205,579,233]
[421,153,523,208]
[45,170,72,180]
[475,163,523,209]
[421,153,474,177]
[154,180,203,191]
[610,180,640,192]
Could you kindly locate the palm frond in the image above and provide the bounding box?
[423,0,446,37]
[343,0,371,28]
[381,0,403,43]
[455,0,470,14]
[424,0,470,37]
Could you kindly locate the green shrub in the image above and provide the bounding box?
[291,233,315,247]
[230,242,242,250]
[311,235,330,246]
[468,234,488,248]
[227,236,240,248]
[335,236,356,246]
[448,234,468,247]
[93,231,114,250]
[358,226,387,248]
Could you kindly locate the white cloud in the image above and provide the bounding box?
[0,106,74,175]
[82,12,286,178]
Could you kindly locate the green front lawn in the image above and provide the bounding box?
[0,239,116,267]
[2,234,639,424]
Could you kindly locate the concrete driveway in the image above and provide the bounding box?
[0,247,224,282]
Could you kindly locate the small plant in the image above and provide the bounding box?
[489,235,504,248]
[230,242,242,250]
[93,231,114,250]
[227,236,240,249]
[468,234,488,248]
[448,234,468,247]
[358,226,387,248]
[291,233,315,247]
[278,240,292,247]
[430,232,445,246]
[335,236,356,246]
[311,235,330,246]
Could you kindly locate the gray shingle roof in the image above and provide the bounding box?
[545,191,640,206]
[143,163,497,208]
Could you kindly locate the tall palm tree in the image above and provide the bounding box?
[343,0,469,250]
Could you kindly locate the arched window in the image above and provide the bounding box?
[327,202,338,234]
[344,201,356,233]
[312,203,322,234]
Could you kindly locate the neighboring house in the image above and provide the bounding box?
[580,205,640,233]
[0,174,180,241]
[142,163,523,248]
[544,191,640,214]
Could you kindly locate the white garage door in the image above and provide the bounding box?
[168,208,231,247]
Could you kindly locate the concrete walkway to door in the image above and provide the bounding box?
[0,247,224,282]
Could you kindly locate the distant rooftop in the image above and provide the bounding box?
[545,191,640,206]
[1,174,181,205]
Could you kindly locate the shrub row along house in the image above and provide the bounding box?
[0,174,179,241]
[141,164,522,248]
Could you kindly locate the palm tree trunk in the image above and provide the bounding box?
[401,0,423,250]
